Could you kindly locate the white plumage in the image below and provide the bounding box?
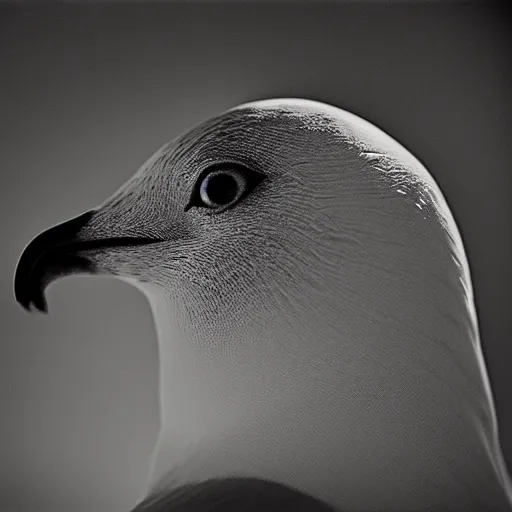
[15,99,512,511]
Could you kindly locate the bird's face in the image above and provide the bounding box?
[15,101,369,335]
[16,98,451,356]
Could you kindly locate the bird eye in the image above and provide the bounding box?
[185,164,265,212]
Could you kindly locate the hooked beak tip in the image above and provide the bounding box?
[14,210,96,314]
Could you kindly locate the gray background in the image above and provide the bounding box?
[1,2,511,511]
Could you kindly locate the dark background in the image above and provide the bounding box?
[1,2,511,511]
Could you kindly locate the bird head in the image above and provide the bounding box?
[14,98,483,408]
[14,99,461,334]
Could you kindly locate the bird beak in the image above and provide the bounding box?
[14,210,161,314]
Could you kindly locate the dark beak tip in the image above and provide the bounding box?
[32,297,49,314]
[13,210,95,315]
[13,264,46,314]
[15,291,48,314]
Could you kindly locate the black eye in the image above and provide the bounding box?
[186,164,265,212]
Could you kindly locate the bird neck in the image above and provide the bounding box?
[137,281,512,512]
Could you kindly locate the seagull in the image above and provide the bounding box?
[14,99,512,512]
